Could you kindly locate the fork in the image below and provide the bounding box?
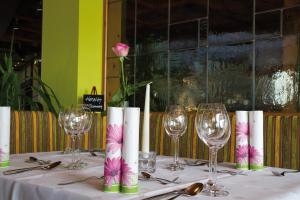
[59,175,179,185]
[58,176,104,185]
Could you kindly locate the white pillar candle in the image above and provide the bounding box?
[142,83,150,153]
[104,107,124,192]
[121,107,140,194]
[235,111,249,170]
[249,111,264,170]
[0,107,10,168]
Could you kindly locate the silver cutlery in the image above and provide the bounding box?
[272,170,300,176]
[3,161,61,175]
[184,159,208,166]
[140,172,180,185]
[25,156,51,165]
[59,175,178,186]
[58,176,104,185]
[142,182,203,200]
[217,169,248,176]
[203,169,247,176]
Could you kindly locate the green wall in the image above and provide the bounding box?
[77,0,103,97]
[42,0,103,107]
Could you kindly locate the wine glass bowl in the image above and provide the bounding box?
[163,105,187,171]
[195,103,231,196]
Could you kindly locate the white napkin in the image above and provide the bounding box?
[249,111,264,170]
[235,111,249,170]
[121,107,140,194]
[0,106,10,168]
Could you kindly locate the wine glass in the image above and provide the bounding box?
[163,105,187,170]
[195,103,231,197]
[63,105,89,169]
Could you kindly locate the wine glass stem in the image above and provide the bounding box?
[173,136,179,166]
[78,134,82,161]
[209,148,218,186]
[71,135,76,163]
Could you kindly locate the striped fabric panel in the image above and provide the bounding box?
[10,111,105,154]
[9,111,300,169]
[148,112,300,170]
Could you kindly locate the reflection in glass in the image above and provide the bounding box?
[255,36,300,111]
[256,11,281,39]
[135,53,168,111]
[121,0,300,112]
[170,0,207,23]
[208,43,252,111]
[256,70,298,111]
[136,0,168,54]
[209,0,253,44]
[124,0,135,54]
[283,7,300,35]
[256,0,283,12]
[170,21,198,50]
[200,19,208,45]
[170,48,207,110]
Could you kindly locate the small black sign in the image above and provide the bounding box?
[83,95,104,112]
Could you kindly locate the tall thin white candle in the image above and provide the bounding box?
[142,83,150,153]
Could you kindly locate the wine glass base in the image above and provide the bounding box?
[202,184,229,197]
[167,163,184,171]
[63,160,87,170]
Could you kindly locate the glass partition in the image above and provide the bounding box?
[119,0,300,112]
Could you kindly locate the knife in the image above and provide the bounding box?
[3,161,61,175]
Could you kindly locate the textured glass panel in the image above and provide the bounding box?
[256,39,282,73]
[170,0,207,23]
[284,0,300,7]
[136,0,168,54]
[209,0,253,44]
[208,43,253,111]
[169,48,207,110]
[135,52,168,111]
[200,19,208,45]
[124,56,135,84]
[256,0,283,12]
[170,21,198,50]
[283,7,300,35]
[256,11,281,38]
[256,37,299,112]
[124,0,135,54]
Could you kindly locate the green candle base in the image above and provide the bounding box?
[121,184,138,194]
[0,160,9,168]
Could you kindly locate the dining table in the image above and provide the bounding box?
[0,151,299,200]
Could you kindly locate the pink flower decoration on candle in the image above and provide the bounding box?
[107,124,123,153]
[121,158,134,187]
[112,43,129,57]
[236,122,249,139]
[249,145,261,165]
[236,145,249,164]
[104,157,121,187]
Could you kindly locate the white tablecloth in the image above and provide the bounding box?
[0,152,299,200]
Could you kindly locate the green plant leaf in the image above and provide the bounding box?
[126,81,150,96]
[108,88,124,107]
[0,63,4,74]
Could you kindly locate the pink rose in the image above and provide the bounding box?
[112,43,129,57]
